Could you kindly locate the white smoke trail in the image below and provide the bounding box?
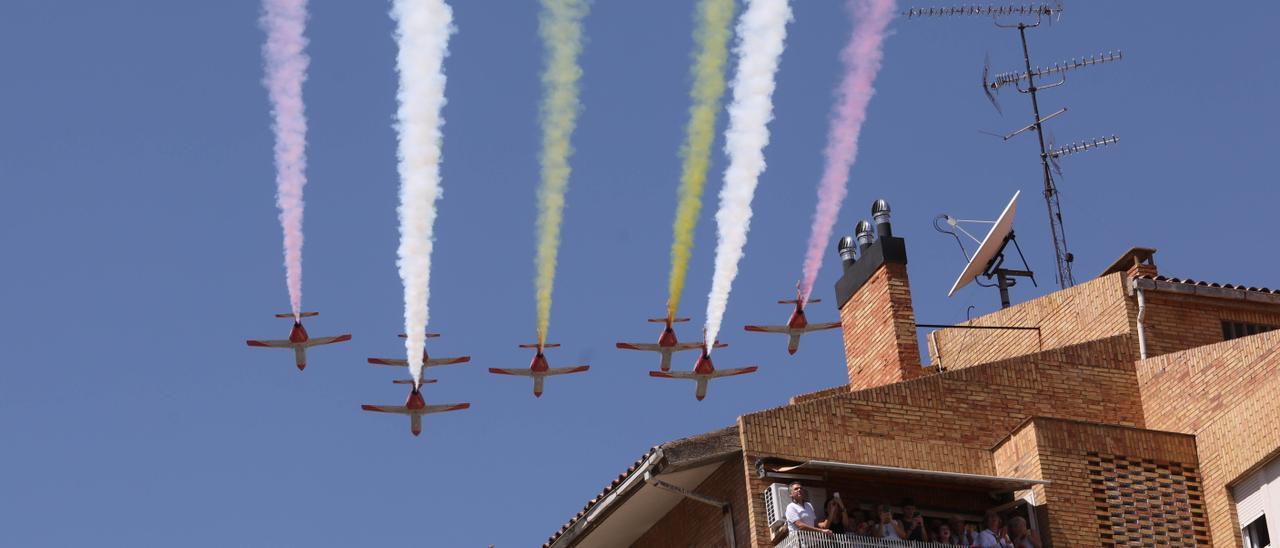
[704,0,792,349]
[390,0,455,385]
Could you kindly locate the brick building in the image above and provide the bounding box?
[543,206,1280,547]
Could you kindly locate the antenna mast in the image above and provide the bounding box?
[905,3,1122,289]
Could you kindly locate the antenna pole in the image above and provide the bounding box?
[1015,24,1075,288]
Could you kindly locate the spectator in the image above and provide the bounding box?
[784,483,832,535]
[947,516,977,546]
[935,522,954,544]
[1007,516,1042,548]
[873,503,908,539]
[901,499,929,542]
[820,494,851,534]
[848,508,873,536]
[976,510,1012,548]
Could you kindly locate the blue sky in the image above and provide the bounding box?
[1,1,1276,546]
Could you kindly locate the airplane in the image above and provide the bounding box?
[744,283,841,355]
[367,333,471,369]
[615,317,727,371]
[360,386,469,437]
[488,343,589,398]
[245,312,352,370]
[648,344,757,401]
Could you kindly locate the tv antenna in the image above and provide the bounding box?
[937,191,1035,308]
[905,2,1123,290]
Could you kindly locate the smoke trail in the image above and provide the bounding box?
[799,0,895,303]
[666,0,735,321]
[704,0,792,349]
[534,0,589,345]
[390,0,455,383]
[260,0,310,319]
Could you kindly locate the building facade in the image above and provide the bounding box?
[545,220,1280,547]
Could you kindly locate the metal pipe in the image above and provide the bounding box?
[1136,285,1148,360]
[645,473,736,548]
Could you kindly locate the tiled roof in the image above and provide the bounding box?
[542,426,741,548]
[1135,274,1280,295]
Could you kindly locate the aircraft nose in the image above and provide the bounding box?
[696,394,706,401]
[297,363,306,371]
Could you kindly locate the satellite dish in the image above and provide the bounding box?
[945,191,1036,307]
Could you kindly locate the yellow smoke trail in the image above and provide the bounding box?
[667,0,735,321]
[535,0,588,344]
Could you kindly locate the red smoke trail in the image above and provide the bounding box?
[260,0,310,319]
[799,0,894,303]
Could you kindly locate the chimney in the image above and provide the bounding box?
[1099,247,1158,280]
[834,199,926,391]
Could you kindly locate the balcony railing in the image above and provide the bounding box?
[777,530,957,548]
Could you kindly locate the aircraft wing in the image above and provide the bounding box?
[799,322,841,332]
[425,356,470,367]
[306,334,352,346]
[616,342,663,352]
[744,325,790,334]
[648,371,697,380]
[368,358,409,366]
[488,368,534,377]
[360,404,411,415]
[421,403,470,414]
[672,341,726,351]
[545,366,590,376]
[711,366,758,378]
[246,339,293,348]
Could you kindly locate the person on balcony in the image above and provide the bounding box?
[976,510,1013,547]
[946,516,977,545]
[820,494,852,534]
[1007,516,1042,548]
[873,503,908,539]
[784,483,832,535]
[901,499,930,542]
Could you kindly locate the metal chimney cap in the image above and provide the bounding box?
[855,220,875,245]
[837,235,857,259]
[871,199,891,216]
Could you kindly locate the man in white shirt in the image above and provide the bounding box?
[784,482,832,535]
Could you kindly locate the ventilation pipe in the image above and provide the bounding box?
[872,199,892,237]
[855,220,875,252]
[1135,285,1148,360]
[837,235,857,270]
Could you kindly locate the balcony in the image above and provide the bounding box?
[778,530,956,548]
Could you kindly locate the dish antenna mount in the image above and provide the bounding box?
[937,191,1036,309]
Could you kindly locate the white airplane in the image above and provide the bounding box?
[367,333,471,370]
[744,283,840,355]
[648,344,757,401]
[246,312,352,370]
[360,386,469,437]
[488,342,589,398]
[616,317,726,371]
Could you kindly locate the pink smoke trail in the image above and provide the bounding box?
[260,0,311,319]
[798,0,894,303]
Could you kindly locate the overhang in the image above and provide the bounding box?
[546,426,742,548]
[758,458,1048,493]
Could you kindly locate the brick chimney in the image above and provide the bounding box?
[834,200,927,391]
[1100,247,1158,279]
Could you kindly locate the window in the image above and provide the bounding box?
[1244,515,1271,548]
[1222,321,1278,341]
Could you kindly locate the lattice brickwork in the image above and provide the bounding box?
[1087,452,1209,546]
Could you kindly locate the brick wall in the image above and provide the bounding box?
[1137,330,1280,547]
[1140,289,1280,358]
[631,458,751,548]
[738,335,1145,545]
[927,273,1134,371]
[840,263,928,390]
[995,417,1205,546]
